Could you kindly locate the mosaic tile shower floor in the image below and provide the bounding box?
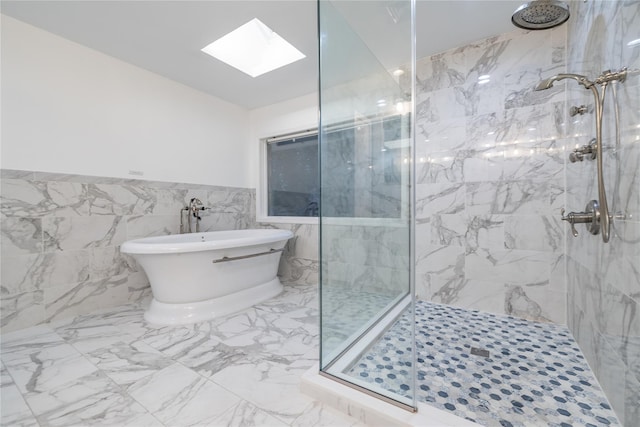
[347,301,620,427]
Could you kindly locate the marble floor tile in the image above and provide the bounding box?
[291,400,367,427]
[4,344,95,395]
[1,285,328,427]
[1,363,38,427]
[85,339,174,386]
[112,310,162,340]
[209,400,289,427]
[1,362,11,385]
[54,322,139,354]
[51,306,151,350]
[260,282,319,308]
[140,323,219,359]
[128,362,241,426]
[0,324,64,359]
[170,333,250,379]
[214,311,318,363]
[32,374,155,427]
[211,359,317,424]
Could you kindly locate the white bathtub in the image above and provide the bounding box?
[120,229,293,325]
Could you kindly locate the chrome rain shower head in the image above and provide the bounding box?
[534,73,595,91]
[512,1,570,30]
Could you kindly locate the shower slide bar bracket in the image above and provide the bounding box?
[595,68,627,85]
[535,67,628,243]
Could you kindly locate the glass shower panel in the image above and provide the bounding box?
[318,0,415,409]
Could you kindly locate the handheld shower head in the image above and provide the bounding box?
[534,73,595,91]
[534,78,556,91]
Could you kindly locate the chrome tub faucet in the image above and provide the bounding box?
[180,197,210,233]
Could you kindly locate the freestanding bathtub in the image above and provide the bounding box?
[120,228,293,325]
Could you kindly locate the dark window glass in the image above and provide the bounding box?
[267,134,319,216]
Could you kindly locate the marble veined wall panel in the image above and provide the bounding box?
[272,220,408,297]
[0,170,256,332]
[405,25,569,324]
[257,223,319,286]
[565,1,640,424]
[321,222,409,297]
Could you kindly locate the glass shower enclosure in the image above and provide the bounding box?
[318,0,416,409]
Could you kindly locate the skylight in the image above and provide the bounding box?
[201,18,306,78]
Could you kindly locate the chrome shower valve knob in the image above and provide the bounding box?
[568,152,583,163]
[569,139,597,163]
[561,200,601,237]
[569,105,588,116]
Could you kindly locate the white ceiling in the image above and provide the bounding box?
[1,0,523,109]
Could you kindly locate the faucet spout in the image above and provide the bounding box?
[190,198,203,216]
[185,197,208,233]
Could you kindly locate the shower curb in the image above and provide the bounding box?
[301,365,480,427]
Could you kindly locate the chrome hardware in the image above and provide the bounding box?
[569,105,588,116]
[613,212,627,221]
[569,138,597,162]
[534,73,596,91]
[180,207,188,234]
[180,198,210,233]
[561,200,601,237]
[189,197,204,219]
[568,152,580,163]
[595,68,627,85]
[212,248,284,264]
[535,67,629,243]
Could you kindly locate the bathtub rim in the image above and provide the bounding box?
[121,228,293,254]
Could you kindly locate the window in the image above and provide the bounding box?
[259,115,409,223]
[266,131,319,218]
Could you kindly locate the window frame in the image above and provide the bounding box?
[256,114,411,226]
[257,128,320,225]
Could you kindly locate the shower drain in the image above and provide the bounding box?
[470,347,490,358]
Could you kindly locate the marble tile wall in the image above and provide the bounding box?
[321,117,407,220]
[404,25,568,324]
[259,223,320,287]
[564,1,640,425]
[303,25,573,326]
[0,169,255,332]
[321,223,409,297]
[260,221,408,299]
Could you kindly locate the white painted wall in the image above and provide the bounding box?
[1,15,251,188]
[248,92,318,187]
